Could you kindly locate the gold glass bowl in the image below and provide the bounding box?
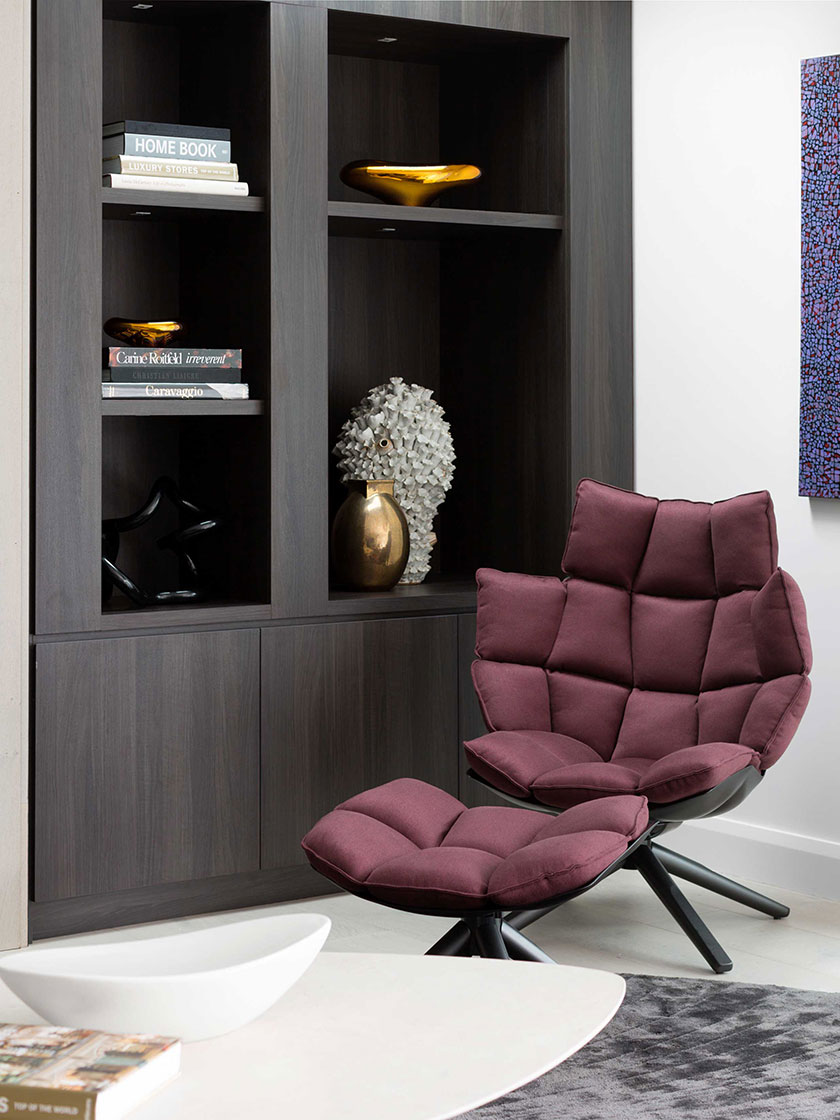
[104,319,185,346]
[339,161,482,207]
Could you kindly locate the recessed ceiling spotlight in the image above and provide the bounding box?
[377,37,398,43]
[132,4,154,9]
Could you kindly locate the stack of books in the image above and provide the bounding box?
[102,347,249,400]
[102,120,249,197]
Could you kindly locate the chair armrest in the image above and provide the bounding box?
[475,567,566,664]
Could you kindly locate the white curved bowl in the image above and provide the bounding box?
[0,913,330,1042]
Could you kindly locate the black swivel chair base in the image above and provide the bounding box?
[649,843,790,920]
[417,827,658,964]
[426,913,557,963]
[465,766,790,975]
[421,843,737,972]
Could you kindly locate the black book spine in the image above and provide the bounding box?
[103,120,231,141]
[103,367,242,384]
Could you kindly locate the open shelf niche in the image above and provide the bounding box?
[326,11,567,605]
[100,1,270,616]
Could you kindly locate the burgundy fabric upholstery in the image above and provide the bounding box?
[301,778,649,910]
[469,480,811,809]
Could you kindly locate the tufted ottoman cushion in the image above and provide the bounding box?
[301,778,649,911]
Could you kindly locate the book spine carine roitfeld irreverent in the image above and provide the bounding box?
[102,156,239,181]
[103,383,250,400]
[104,348,243,384]
[105,348,243,368]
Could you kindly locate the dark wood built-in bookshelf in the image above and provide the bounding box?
[31,0,633,938]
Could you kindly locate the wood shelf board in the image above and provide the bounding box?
[101,400,265,417]
[103,0,257,26]
[328,201,563,240]
[99,601,272,631]
[328,578,477,616]
[102,188,265,219]
[327,9,564,64]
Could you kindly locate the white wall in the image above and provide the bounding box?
[0,0,29,948]
[634,0,840,897]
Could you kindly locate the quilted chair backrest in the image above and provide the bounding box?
[473,480,812,770]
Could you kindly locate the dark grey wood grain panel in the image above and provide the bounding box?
[457,612,500,808]
[328,235,440,546]
[34,630,260,900]
[440,230,569,576]
[327,579,475,617]
[261,616,459,869]
[34,0,102,633]
[329,53,438,201]
[101,191,266,217]
[269,3,330,617]
[320,2,572,38]
[31,864,337,941]
[568,1,634,493]
[441,41,564,215]
[102,17,179,124]
[328,201,563,236]
[101,219,181,350]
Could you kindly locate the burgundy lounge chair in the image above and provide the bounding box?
[302,481,810,970]
[465,480,811,971]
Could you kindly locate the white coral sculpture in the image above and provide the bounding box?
[333,377,456,584]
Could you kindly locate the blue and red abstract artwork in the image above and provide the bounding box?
[801,55,840,496]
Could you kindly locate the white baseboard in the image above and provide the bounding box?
[662,817,840,902]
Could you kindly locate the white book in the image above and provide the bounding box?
[103,174,249,196]
[103,383,250,400]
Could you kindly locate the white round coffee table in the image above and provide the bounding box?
[0,951,623,1120]
[143,952,622,1120]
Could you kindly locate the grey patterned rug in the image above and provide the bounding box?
[466,975,840,1119]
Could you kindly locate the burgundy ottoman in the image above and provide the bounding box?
[302,778,650,961]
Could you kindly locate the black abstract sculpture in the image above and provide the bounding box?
[102,476,219,607]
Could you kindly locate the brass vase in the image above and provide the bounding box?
[331,480,409,591]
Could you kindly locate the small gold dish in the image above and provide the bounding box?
[104,318,185,346]
[340,161,482,207]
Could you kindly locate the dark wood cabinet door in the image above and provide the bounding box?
[34,631,260,901]
[261,616,459,870]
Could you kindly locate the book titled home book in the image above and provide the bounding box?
[0,1024,180,1119]
[102,121,231,162]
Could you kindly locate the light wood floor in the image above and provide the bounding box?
[35,868,840,992]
